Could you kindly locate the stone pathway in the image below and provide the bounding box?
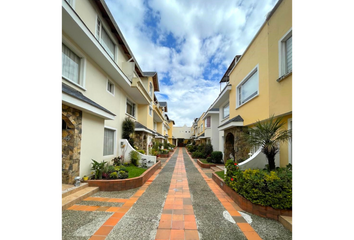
[62,148,292,240]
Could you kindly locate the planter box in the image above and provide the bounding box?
[88,161,161,191]
[197,159,216,168]
[212,172,292,221]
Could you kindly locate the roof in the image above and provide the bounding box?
[218,115,244,128]
[143,71,160,92]
[62,83,115,116]
[159,102,168,112]
[134,122,154,133]
[220,55,242,83]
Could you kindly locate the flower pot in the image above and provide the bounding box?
[83,176,89,181]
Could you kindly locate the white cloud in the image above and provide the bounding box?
[106,0,277,126]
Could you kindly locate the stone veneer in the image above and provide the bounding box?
[224,126,250,163]
[62,104,82,184]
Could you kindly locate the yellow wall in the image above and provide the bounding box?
[168,121,174,143]
[226,0,292,166]
[268,0,292,116]
[197,113,206,136]
[228,0,292,126]
[228,22,269,126]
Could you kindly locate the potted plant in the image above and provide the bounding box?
[83,175,89,181]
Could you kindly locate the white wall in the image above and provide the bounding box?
[119,139,156,167]
[80,112,105,177]
[173,124,193,139]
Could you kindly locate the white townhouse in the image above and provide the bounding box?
[62,0,160,183]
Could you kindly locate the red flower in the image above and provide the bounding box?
[234,163,237,166]
[231,178,234,181]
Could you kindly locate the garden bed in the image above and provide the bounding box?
[212,172,292,221]
[197,159,216,168]
[88,161,161,191]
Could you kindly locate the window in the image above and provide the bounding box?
[237,66,259,107]
[201,124,203,132]
[285,36,292,73]
[149,103,153,116]
[149,82,153,97]
[107,80,114,95]
[103,128,115,156]
[126,99,135,117]
[206,116,211,127]
[62,44,80,84]
[223,103,230,119]
[96,17,115,60]
[279,29,292,77]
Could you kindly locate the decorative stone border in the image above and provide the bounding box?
[196,159,216,168]
[87,161,162,191]
[212,172,292,221]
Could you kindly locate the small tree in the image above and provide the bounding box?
[243,116,291,171]
[122,117,135,147]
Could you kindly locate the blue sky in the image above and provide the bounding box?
[106,0,278,126]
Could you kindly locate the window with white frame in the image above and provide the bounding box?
[126,99,135,117]
[201,123,203,132]
[206,116,211,127]
[149,82,153,97]
[237,66,259,107]
[107,80,114,95]
[103,128,115,156]
[62,43,81,85]
[96,17,115,60]
[223,103,230,119]
[279,29,292,77]
[149,103,153,116]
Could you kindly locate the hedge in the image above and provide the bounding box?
[224,159,292,209]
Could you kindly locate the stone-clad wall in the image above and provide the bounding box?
[62,104,82,184]
[224,126,250,163]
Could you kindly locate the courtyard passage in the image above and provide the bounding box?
[62,148,291,240]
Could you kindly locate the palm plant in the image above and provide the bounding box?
[243,116,291,171]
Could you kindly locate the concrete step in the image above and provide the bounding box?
[62,186,99,210]
[62,183,89,198]
[211,165,224,172]
[279,215,292,232]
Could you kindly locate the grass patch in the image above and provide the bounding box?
[199,159,214,164]
[124,165,147,178]
[215,170,224,180]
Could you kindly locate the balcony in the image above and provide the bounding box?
[153,105,164,122]
[131,77,152,104]
[62,0,150,104]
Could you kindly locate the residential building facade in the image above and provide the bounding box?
[62,0,169,183]
[173,125,193,146]
[210,0,292,166]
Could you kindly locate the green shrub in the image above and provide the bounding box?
[188,145,198,153]
[118,170,128,179]
[122,117,135,146]
[206,156,212,163]
[91,159,107,179]
[130,151,140,167]
[192,151,204,158]
[112,156,122,166]
[225,161,292,209]
[197,144,205,153]
[211,151,223,163]
[204,143,213,157]
[109,172,118,179]
[137,149,145,154]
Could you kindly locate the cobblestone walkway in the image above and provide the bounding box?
[62,148,291,240]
